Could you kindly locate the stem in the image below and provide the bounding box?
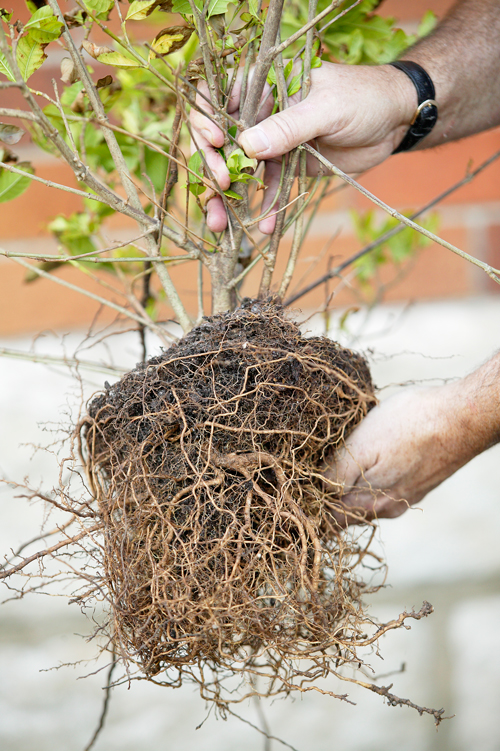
[240,0,285,129]
[278,0,318,299]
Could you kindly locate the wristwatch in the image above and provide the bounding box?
[389,61,438,154]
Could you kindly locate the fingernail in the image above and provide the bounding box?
[240,127,270,157]
[200,128,214,144]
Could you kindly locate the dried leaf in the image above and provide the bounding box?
[64,8,87,28]
[82,40,112,59]
[60,57,79,84]
[96,74,113,88]
[148,25,193,61]
[0,123,25,146]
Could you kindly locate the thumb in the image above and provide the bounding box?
[239,100,322,160]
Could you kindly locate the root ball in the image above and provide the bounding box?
[83,299,377,697]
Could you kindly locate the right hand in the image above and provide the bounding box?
[190,61,417,234]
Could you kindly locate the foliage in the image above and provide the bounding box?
[0,0,440,312]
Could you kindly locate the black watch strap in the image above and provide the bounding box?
[389,61,438,154]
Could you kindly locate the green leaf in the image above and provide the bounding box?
[23,7,63,43]
[97,51,142,68]
[83,0,115,19]
[16,36,47,81]
[248,0,259,19]
[226,147,257,175]
[125,0,157,21]
[287,72,301,97]
[223,188,242,200]
[0,161,33,203]
[0,7,13,21]
[417,10,437,38]
[311,55,322,69]
[0,50,15,82]
[143,147,169,193]
[171,0,230,18]
[205,0,231,18]
[188,149,204,183]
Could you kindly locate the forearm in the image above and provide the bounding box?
[400,0,500,146]
[444,352,500,463]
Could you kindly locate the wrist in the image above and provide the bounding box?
[378,64,419,151]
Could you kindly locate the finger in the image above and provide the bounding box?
[239,99,322,161]
[206,195,228,233]
[258,160,282,235]
[191,130,231,192]
[326,444,364,490]
[192,81,225,149]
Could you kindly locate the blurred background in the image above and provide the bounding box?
[1,0,500,749]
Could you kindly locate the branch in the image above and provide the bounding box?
[240,0,286,129]
[302,143,500,286]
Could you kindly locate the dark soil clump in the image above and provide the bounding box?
[82,299,377,698]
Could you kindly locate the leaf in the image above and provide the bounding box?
[0,8,13,21]
[96,74,113,88]
[0,161,33,203]
[248,0,258,19]
[82,40,112,59]
[310,55,322,69]
[172,0,230,17]
[0,123,25,145]
[16,36,47,81]
[97,50,142,69]
[223,189,242,200]
[188,149,204,183]
[125,0,157,21]
[148,26,193,60]
[23,6,63,43]
[83,0,114,19]
[287,72,301,97]
[417,10,437,38]
[226,147,257,174]
[0,50,15,82]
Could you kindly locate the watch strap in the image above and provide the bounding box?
[389,61,438,154]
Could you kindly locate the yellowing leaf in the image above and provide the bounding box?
[23,7,63,43]
[125,0,157,21]
[0,51,15,82]
[97,51,142,68]
[148,26,193,61]
[16,36,47,81]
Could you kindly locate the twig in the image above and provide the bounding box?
[302,143,500,286]
[286,146,500,305]
[0,346,127,376]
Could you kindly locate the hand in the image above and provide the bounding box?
[190,61,417,234]
[324,378,494,525]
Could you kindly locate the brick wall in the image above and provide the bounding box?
[1,0,499,335]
